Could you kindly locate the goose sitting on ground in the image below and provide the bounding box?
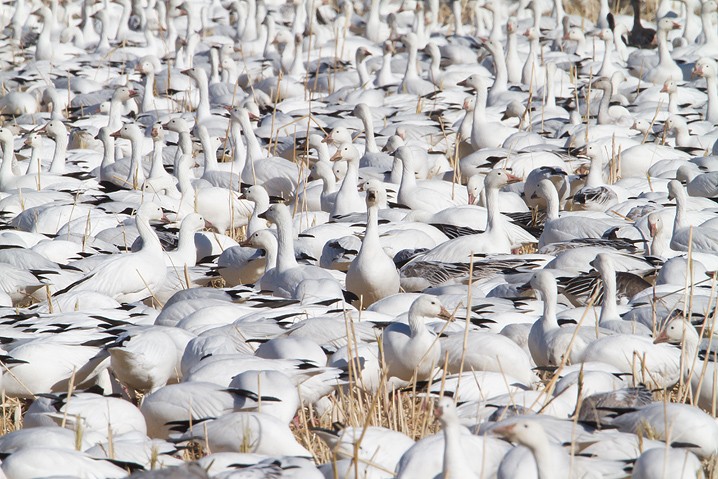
[382,295,453,384]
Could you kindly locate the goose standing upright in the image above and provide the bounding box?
[345,186,400,308]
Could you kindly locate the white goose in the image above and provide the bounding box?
[407,170,526,262]
[53,202,167,303]
[434,397,480,479]
[382,295,453,383]
[667,180,718,253]
[258,203,336,298]
[345,185,400,308]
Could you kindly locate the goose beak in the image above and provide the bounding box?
[693,65,703,77]
[330,150,342,162]
[110,129,122,138]
[257,211,268,220]
[239,239,252,247]
[322,134,333,144]
[248,112,260,121]
[223,105,233,112]
[468,193,476,205]
[457,78,469,88]
[128,89,139,98]
[181,68,191,75]
[671,21,681,30]
[660,83,670,93]
[438,306,453,321]
[653,330,669,344]
[204,219,214,229]
[505,173,522,184]
[493,423,516,438]
[648,221,657,237]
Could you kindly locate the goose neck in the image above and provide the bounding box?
[704,74,718,123]
[657,28,672,67]
[362,204,381,252]
[275,214,298,271]
[127,135,146,189]
[586,156,604,187]
[441,417,471,478]
[539,283,559,328]
[28,144,41,175]
[49,132,68,174]
[597,85,613,125]
[490,44,508,94]
[360,113,378,153]
[484,182,500,231]
[194,72,211,121]
[230,120,247,169]
[136,213,163,252]
[149,140,165,179]
[0,139,15,181]
[598,264,619,322]
[141,70,156,113]
[544,186,560,221]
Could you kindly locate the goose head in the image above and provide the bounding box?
[43,120,67,140]
[112,86,138,103]
[506,17,518,34]
[365,185,382,208]
[564,27,585,42]
[259,203,291,226]
[409,295,453,321]
[241,229,277,250]
[523,27,540,41]
[666,179,684,201]
[590,78,612,92]
[24,132,41,148]
[323,126,352,145]
[182,66,208,84]
[352,103,371,121]
[330,144,361,163]
[457,73,486,91]
[135,57,157,75]
[647,211,665,237]
[151,123,165,141]
[589,253,614,275]
[382,135,404,154]
[533,178,558,201]
[164,117,192,134]
[522,270,557,299]
[663,115,686,133]
[675,163,700,183]
[466,174,484,204]
[693,57,717,79]
[598,28,613,42]
[242,184,270,205]
[434,397,459,425]
[309,161,335,181]
[661,79,677,94]
[111,123,143,141]
[654,316,699,345]
[484,169,521,190]
[493,419,548,450]
[0,127,14,152]
[136,202,165,222]
[501,100,526,121]
[181,212,207,232]
[657,17,681,33]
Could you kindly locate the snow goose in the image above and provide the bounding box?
[174,411,312,456]
[107,326,188,394]
[693,57,718,123]
[610,402,718,459]
[643,17,683,84]
[434,397,480,479]
[526,270,601,367]
[1,447,127,479]
[228,106,305,198]
[218,229,277,286]
[459,73,517,150]
[493,419,570,479]
[632,447,702,479]
[590,253,652,335]
[535,179,622,249]
[314,424,415,474]
[667,180,718,253]
[53,202,167,304]
[654,316,718,412]
[397,32,435,96]
[258,203,336,298]
[329,143,365,217]
[345,186,400,308]
[173,153,252,234]
[404,170,526,263]
[382,295,453,383]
